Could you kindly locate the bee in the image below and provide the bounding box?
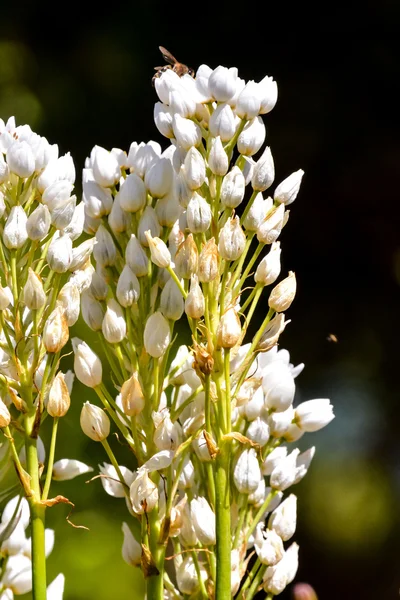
[153,46,195,84]
[327,333,338,343]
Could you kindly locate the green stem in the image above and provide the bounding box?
[25,414,47,600]
[234,242,263,297]
[245,562,267,600]
[41,417,59,501]
[214,448,231,600]
[245,490,277,544]
[146,508,166,600]
[192,550,208,599]
[240,557,262,597]
[166,266,187,299]
[240,190,258,226]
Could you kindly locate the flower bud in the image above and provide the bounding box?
[107,195,130,234]
[258,75,278,114]
[51,193,76,231]
[0,286,11,310]
[26,204,51,241]
[268,494,297,541]
[130,470,158,514]
[145,157,173,198]
[247,417,270,446]
[186,192,211,233]
[116,265,140,307]
[102,299,126,344]
[0,398,11,428]
[37,153,75,193]
[93,224,116,267]
[153,409,181,450]
[274,170,304,205]
[236,81,262,119]
[237,116,266,156]
[234,448,262,494]
[43,306,69,353]
[23,268,46,310]
[42,180,74,211]
[198,238,219,282]
[252,146,275,192]
[144,311,171,358]
[52,459,93,481]
[172,114,202,150]
[185,274,205,319]
[7,141,35,178]
[83,179,113,219]
[270,449,300,491]
[295,399,335,432]
[154,102,174,138]
[184,147,206,190]
[154,69,181,104]
[217,307,242,348]
[3,206,28,249]
[0,153,10,183]
[155,191,181,227]
[256,313,287,353]
[244,194,272,231]
[81,290,104,331]
[178,457,195,490]
[207,136,228,176]
[209,103,236,141]
[269,271,296,312]
[92,146,120,187]
[176,555,207,594]
[47,233,73,272]
[262,447,287,476]
[100,463,135,497]
[121,373,145,416]
[145,230,171,268]
[218,216,246,261]
[117,172,146,213]
[263,543,299,595]
[126,234,149,277]
[208,66,237,102]
[80,402,110,441]
[255,242,281,286]
[72,338,102,388]
[138,206,161,246]
[262,360,295,412]
[255,526,284,566]
[174,234,198,279]
[47,372,71,417]
[121,522,141,567]
[169,87,196,118]
[191,497,216,545]
[257,204,285,245]
[160,277,184,321]
[221,167,245,208]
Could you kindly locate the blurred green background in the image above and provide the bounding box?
[1,2,400,599]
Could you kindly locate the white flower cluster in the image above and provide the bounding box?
[71,59,334,598]
[0,495,63,599]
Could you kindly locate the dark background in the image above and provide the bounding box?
[1,2,399,599]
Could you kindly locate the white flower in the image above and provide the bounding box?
[52,459,93,481]
[99,463,135,497]
[295,399,335,432]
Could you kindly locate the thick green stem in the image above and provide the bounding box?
[25,415,47,600]
[215,448,231,600]
[146,509,166,600]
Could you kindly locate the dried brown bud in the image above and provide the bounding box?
[198,238,219,283]
[174,234,198,279]
[268,271,296,313]
[192,340,214,376]
[217,307,242,348]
